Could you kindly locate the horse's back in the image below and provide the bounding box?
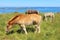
[18,14,42,24]
[8,14,42,25]
[44,12,54,16]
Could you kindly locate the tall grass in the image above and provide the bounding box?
[0,13,60,40]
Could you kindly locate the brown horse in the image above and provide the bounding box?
[25,10,39,14]
[6,14,42,34]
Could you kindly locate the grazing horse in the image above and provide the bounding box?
[43,12,54,22]
[6,14,42,34]
[25,10,39,14]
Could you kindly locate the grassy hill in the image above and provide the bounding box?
[0,13,60,40]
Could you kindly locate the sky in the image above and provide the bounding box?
[0,0,60,7]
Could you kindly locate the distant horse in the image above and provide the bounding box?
[25,10,39,14]
[43,12,54,22]
[6,14,42,34]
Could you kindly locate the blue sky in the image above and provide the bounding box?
[0,0,60,7]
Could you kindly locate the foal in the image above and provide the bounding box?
[43,12,54,22]
[6,14,42,34]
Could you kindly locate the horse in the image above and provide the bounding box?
[25,10,39,14]
[6,14,42,34]
[43,12,55,22]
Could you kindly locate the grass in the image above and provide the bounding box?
[0,13,60,40]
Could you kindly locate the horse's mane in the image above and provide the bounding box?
[8,14,20,24]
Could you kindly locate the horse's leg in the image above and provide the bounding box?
[6,24,12,33]
[37,25,40,33]
[50,16,53,22]
[19,24,23,30]
[50,17,52,22]
[52,15,54,22]
[35,24,40,33]
[45,16,47,21]
[21,24,27,34]
[35,25,37,33]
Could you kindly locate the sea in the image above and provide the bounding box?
[0,7,60,13]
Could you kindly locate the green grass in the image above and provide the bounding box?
[0,13,60,40]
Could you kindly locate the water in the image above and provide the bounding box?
[0,7,60,13]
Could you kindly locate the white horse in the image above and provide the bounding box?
[43,12,55,22]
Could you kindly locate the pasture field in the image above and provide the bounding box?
[0,13,60,40]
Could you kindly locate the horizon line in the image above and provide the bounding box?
[0,6,59,7]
